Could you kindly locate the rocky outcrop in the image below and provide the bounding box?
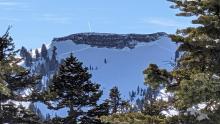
[53,32,167,49]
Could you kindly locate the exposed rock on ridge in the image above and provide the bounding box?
[53,32,167,49]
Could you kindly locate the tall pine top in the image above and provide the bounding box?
[48,53,102,108]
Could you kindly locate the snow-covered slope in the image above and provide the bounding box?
[27,32,177,117]
[47,32,177,97]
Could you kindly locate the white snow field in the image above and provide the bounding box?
[36,35,177,117]
[48,36,177,97]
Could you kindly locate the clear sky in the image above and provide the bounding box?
[0,0,193,49]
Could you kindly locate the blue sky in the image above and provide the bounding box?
[0,0,192,49]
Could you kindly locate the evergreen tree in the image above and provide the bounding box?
[41,44,48,59]
[87,100,110,118]
[45,53,103,123]
[49,46,59,71]
[144,0,220,123]
[20,46,28,58]
[129,90,136,102]
[25,51,33,67]
[169,0,220,122]
[142,86,167,116]
[0,102,42,124]
[35,49,40,60]
[0,29,42,123]
[109,86,121,114]
[127,85,167,115]
[120,100,130,113]
[136,98,144,111]
[20,46,32,67]
[0,27,16,61]
[83,100,111,124]
[143,64,171,90]
[104,58,107,64]
[137,86,140,95]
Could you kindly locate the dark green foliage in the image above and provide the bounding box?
[35,49,40,60]
[168,0,220,121]
[100,112,166,124]
[46,116,64,124]
[80,116,104,124]
[129,90,136,102]
[20,46,28,58]
[143,64,171,89]
[49,46,59,70]
[142,65,170,116]
[142,87,167,116]
[128,85,167,116]
[109,86,121,114]
[0,33,39,101]
[25,51,33,67]
[45,53,103,123]
[120,100,131,113]
[143,0,220,123]
[0,102,42,124]
[0,27,16,61]
[41,44,48,59]
[0,29,42,124]
[88,100,110,118]
[20,46,33,67]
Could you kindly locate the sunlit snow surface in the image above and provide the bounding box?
[49,36,177,97]
[37,36,177,117]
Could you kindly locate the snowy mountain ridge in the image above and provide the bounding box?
[20,32,177,97]
[46,33,177,96]
[20,32,177,117]
[52,32,167,49]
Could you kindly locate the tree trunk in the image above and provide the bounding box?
[66,105,78,124]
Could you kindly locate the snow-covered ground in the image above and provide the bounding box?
[35,35,177,117]
[23,34,210,120]
[49,36,177,97]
